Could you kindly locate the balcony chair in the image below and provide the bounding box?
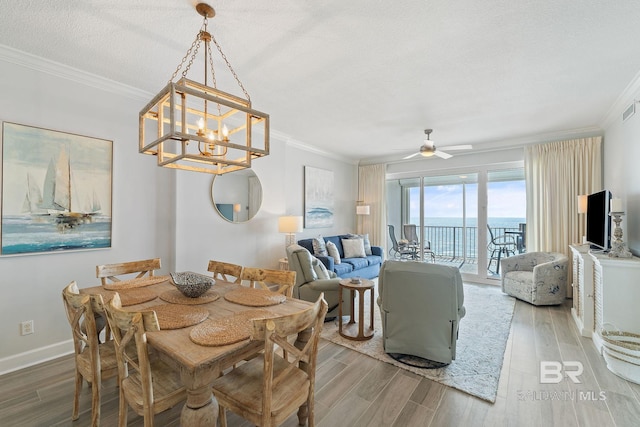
[207,260,243,284]
[388,224,415,259]
[62,281,118,426]
[104,293,186,427]
[240,267,296,297]
[500,251,569,306]
[487,225,517,274]
[377,260,465,366]
[403,224,436,262]
[211,294,328,427]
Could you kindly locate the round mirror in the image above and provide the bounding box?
[211,169,262,223]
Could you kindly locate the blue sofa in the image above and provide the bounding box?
[297,234,383,279]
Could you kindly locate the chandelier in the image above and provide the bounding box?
[139,3,269,174]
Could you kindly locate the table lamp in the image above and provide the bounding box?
[278,216,303,250]
[577,195,587,244]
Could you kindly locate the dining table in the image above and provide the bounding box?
[81,274,314,426]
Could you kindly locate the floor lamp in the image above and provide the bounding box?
[278,216,303,254]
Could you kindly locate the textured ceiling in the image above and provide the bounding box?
[1,0,640,163]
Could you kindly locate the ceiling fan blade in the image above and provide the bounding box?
[434,150,453,159]
[402,152,421,160]
[442,144,473,151]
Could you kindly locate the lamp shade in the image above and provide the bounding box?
[278,216,303,233]
[233,203,242,213]
[577,195,588,214]
[356,205,371,215]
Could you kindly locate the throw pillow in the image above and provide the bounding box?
[326,241,341,264]
[349,233,372,255]
[312,235,328,257]
[311,258,331,280]
[342,238,366,258]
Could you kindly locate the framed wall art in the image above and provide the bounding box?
[1,122,113,255]
[304,166,334,228]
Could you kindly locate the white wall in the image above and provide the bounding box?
[0,50,357,373]
[0,54,176,372]
[174,142,357,273]
[602,87,640,255]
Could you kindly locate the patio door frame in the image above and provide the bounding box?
[388,161,524,285]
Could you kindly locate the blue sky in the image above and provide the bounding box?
[410,181,526,218]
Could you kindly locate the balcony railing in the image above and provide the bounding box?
[417,226,523,262]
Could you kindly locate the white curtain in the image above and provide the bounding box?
[358,164,386,248]
[524,137,602,254]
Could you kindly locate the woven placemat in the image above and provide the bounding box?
[151,304,209,330]
[224,287,286,307]
[103,275,169,290]
[92,288,157,307]
[189,309,272,346]
[159,289,220,305]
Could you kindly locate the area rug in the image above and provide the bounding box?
[320,283,515,403]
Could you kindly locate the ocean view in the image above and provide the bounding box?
[416,217,525,229]
[406,217,526,258]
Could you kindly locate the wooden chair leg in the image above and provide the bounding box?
[118,387,128,427]
[219,405,227,427]
[72,370,82,420]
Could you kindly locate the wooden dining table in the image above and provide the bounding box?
[81,276,314,426]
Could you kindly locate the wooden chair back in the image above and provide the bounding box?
[240,267,296,297]
[212,294,328,427]
[61,281,117,426]
[96,258,161,286]
[207,260,243,284]
[104,293,186,427]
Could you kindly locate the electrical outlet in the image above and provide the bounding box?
[20,320,34,336]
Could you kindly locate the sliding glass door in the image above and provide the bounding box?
[387,165,525,282]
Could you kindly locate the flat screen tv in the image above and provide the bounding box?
[586,190,611,251]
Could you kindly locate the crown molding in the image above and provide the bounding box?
[600,69,640,130]
[270,128,359,165]
[0,44,151,102]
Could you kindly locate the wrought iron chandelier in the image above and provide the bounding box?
[139,3,269,174]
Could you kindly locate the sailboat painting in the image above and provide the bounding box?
[1,122,112,255]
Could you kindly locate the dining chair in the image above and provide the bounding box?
[62,281,118,426]
[207,260,243,284]
[104,293,186,427]
[240,267,296,297]
[211,294,328,427]
[96,258,161,285]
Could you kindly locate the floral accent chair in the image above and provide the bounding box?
[500,252,569,306]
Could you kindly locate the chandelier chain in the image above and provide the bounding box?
[169,32,203,83]
[206,42,222,117]
[210,34,251,102]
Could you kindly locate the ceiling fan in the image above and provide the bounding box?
[403,129,472,160]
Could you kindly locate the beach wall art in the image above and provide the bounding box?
[1,122,112,255]
[304,166,334,228]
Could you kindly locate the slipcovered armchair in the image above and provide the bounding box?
[286,244,349,319]
[377,260,465,365]
[500,251,569,306]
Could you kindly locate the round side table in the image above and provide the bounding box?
[338,278,375,341]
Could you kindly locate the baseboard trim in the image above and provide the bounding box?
[0,339,74,376]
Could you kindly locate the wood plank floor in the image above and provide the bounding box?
[2,292,640,426]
